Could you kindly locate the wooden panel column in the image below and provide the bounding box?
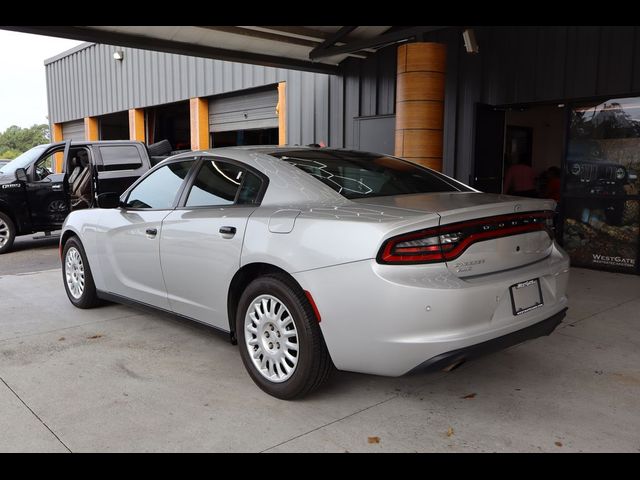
[277,82,287,146]
[129,108,145,142]
[395,42,446,171]
[52,123,64,173]
[190,97,209,151]
[84,117,99,141]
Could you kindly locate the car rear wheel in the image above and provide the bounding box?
[0,212,16,255]
[62,237,100,309]
[236,274,333,399]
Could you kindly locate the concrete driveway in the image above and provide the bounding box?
[0,257,639,452]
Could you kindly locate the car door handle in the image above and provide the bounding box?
[52,184,63,190]
[219,226,236,238]
[145,228,158,237]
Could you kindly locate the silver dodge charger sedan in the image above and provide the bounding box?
[60,147,569,399]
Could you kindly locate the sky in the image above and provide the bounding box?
[0,31,83,132]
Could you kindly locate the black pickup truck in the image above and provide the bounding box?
[0,140,161,254]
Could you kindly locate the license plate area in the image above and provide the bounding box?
[509,278,543,316]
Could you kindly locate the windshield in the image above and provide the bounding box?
[0,145,48,175]
[271,149,472,199]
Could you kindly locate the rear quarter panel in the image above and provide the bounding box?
[241,205,440,272]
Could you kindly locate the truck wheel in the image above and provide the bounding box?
[0,212,16,255]
[62,237,100,309]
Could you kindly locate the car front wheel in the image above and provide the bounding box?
[62,237,100,309]
[0,212,16,255]
[236,274,333,399]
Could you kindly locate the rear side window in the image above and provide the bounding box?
[125,161,193,209]
[186,160,245,207]
[99,145,143,171]
[271,150,471,199]
[237,172,263,205]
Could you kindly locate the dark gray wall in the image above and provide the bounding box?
[45,43,336,147]
[338,47,397,151]
[421,26,640,183]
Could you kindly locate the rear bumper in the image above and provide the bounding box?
[293,242,570,376]
[409,307,566,373]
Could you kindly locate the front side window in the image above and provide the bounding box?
[0,145,47,175]
[126,161,193,209]
[33,151,58,181]
[185,160,245,207]
[271,150,471,199]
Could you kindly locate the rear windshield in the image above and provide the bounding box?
[271,150,471,199]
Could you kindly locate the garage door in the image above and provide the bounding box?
[209,87,278,133]
[61,119,85,141]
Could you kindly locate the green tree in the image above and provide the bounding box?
[0,124,50,154]
[0,148,23,160]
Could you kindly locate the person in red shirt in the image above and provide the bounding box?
[543,166,561,202]
[503,159,538,197]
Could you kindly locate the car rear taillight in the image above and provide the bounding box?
[378,211,554,265]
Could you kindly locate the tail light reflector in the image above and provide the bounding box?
[377,211,554,265]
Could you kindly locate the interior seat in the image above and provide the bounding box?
[70,151,92,209]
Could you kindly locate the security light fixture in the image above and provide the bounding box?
[113,50,124,61]
[462,29,479,54]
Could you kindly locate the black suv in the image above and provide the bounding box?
[564,140,636,225]
[0,140,155,254]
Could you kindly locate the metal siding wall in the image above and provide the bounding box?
[597,26,635,96]
[339,48,397,150]
[360,58,377,117]
[314,74,329,145]
[46,43,335,149]
[328,74,344,148]
[343,58,361,149]
[376,46,396,115]
[441,28,461,177]
[535,26,567,101]
[286,70,302,144]
[456,51,483,185]
[513,26,538,103]
[300,72,315,144]
[414,26,640,183]
[565,26,601,98]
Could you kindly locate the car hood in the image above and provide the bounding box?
[0,173,17,185]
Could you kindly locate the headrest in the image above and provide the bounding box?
[77,150,89,168]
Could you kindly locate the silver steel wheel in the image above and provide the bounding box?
[0,218,9,248]
[65,247,85,299]
[244,294,299,383]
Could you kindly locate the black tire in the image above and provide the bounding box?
[62,236,100,309]
[236,274,333,400]
[0,211,16,255]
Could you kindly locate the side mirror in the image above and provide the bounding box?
[15,168,28,183]
[97,192,123,209]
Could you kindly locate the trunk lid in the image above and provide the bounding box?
[354,192,556,277]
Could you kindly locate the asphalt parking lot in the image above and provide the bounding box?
[1,243,639,452]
